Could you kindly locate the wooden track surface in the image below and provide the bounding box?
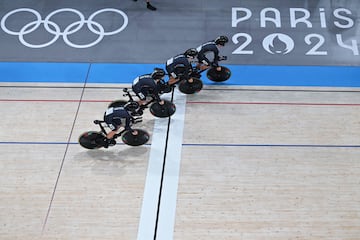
[0,83,359,239]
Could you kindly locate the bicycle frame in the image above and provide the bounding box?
[92,119,128,139]
[123,87,158,110]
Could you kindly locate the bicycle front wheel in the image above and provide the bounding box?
[78,131,105,149]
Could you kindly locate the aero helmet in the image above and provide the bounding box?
[151,68,166,79]
[184,48,198,58]
[215,35,229,46]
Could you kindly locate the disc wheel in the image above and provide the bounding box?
[122,129,150,146]
[206,66,231,82]
[108,100,128,108]
[78,131,105,149]
[178,78,203,94]
[149,100,176,118]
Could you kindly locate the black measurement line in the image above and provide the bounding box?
[41,64,92,234]
[153,88,175,240]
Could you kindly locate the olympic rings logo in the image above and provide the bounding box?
[1,8,128,48]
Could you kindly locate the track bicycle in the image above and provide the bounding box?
[178,57,232,94]
[108,88,176,118]
[78,117,149,149]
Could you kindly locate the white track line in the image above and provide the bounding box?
[137,89,186,240]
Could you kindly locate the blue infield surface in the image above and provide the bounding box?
[0,62,359,87]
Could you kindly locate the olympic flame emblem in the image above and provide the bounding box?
[262,33,294,55]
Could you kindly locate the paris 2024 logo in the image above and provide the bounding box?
[231,7,359,56]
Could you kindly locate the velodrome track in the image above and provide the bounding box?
[1,0,360,239]
[1,64,360,240]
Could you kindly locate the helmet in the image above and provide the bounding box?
[184,48,198,58]
[124,101,139,113]
[151,68,166,79]
[174,64,186,76]
[215,35,229,46]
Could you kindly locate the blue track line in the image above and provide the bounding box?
[1,142,359,148]
[183,143,360,148]
[0,142,76,145]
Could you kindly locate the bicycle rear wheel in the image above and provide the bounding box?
[78,131,105,149]
[178,78,203,94]
[150,100,176,118]
[108,100,127,108]
[122,129,150,146]
[206,66,231,82]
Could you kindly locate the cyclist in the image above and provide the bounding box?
[102,102,138,148]
[132,68,168,107]
[196,35,229,72]
[165,48,198,85]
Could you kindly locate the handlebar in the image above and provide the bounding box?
[219,56,227,61]
[122,88,136,102]
[93,120,104,124]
